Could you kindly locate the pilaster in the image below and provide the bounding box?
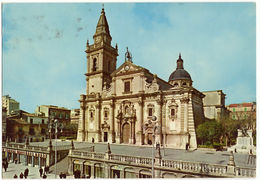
[138,96,144,145]
[110,98,115,143]
[95,101,102,142]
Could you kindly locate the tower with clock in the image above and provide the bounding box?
[85,7,118,95]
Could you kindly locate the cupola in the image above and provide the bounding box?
[168,53,192,88]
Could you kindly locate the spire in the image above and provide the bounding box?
[95,6,111,37]
[176,53,184,69]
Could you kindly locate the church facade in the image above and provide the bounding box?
[77,8,205,150]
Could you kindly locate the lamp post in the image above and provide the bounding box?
[151,116,160,178]
[48,118,63,179]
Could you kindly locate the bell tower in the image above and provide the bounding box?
[85,7,118,95]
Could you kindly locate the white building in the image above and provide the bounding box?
[77,8,205,150]
[2,95,20,115]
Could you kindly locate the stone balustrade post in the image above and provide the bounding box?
[227,151,236,176]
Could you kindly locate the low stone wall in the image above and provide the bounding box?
[68,149,256,178]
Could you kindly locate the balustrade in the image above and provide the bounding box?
[68,149,256,178]
[235,167,255,177]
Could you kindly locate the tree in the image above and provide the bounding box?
[197,119,222,145]
[219,116,240,147]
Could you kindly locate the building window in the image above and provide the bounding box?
[148,108,153,117]
[171,109,175,116]
[90,111,93,118]
[30,119,33,124]
[29,127,35,135]
[124,81,131,93]
[147,104,155,118]
[41,128,46,135]
[93,58,97,71]
[104,111,108,118]
[42,119,44,124]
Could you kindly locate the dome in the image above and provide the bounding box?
[168,54,192,82]
[168,69,191,81]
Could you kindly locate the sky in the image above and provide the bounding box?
[2,2,256,113]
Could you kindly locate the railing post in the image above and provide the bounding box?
[227,151,236,176]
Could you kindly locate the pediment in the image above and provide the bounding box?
[111,61,144,77]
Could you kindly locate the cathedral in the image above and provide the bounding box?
[77,8,205,150]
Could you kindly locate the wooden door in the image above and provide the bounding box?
[122,123,130,143]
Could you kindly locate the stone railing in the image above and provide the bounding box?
[109,154,152,165]
[70,150,256,178]
[235,167,256,177]
[161,159,227,175]
[72,151,105,160]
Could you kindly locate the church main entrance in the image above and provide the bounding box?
[122,123,130,143]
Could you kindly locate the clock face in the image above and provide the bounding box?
[124,65,130,71]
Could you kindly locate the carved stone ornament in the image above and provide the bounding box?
[145,76,160,93]
[116,101,136,121]
[101,121,110,130]
[180,97,190,104]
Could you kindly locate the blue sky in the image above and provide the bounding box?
[2,2,256,113]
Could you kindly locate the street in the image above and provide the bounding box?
[1,161,74,179]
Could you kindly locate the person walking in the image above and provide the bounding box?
[13,174,18,178]
[19,172,24,179]
[44,166,49,174]
[24,168,29,179]
[39,167,43,177]
[43,166,46,175]
[3,163,7,172]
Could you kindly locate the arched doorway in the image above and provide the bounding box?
[122,123,130,143]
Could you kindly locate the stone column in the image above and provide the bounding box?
[110,98,115,143]
[32,156,35,167]
[79,95,86,141]
[95,101,101,142]
[38,156,41,167]
[162,99,167,148]
[11,153,14,162]
[80,163,84,177]
[156,97,163,145]
[180,97,189,135]
[116,119,121,143]
[25,155,28,166]
[138,96,144,145]
[130,119,135,144]
[120,169,124,178]
[90,164,95,178]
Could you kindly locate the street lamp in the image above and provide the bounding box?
[48,118,63,179]
[151,115,160,178]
